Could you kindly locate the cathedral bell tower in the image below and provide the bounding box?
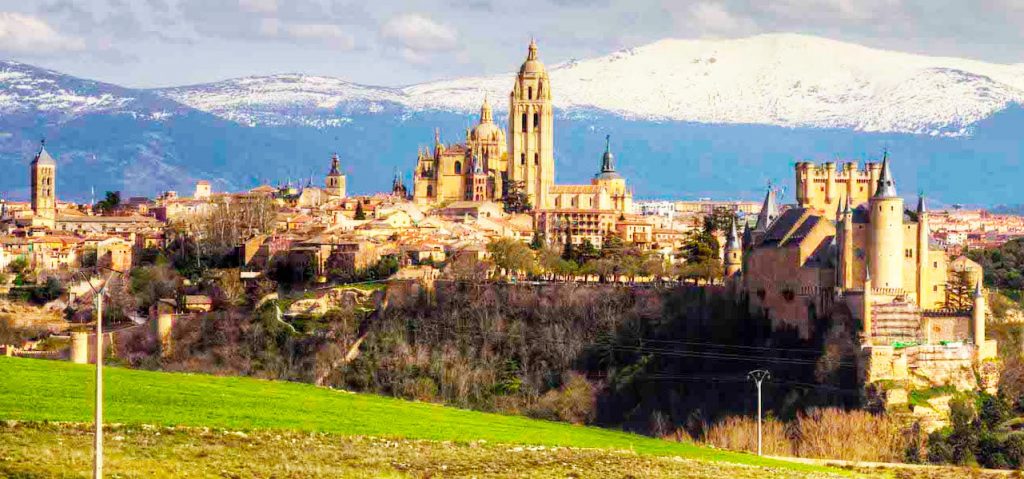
[509,39,554,210]
[325,152,347,198]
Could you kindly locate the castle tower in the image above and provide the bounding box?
[867,154,904,290]
[508,39,554,210]
[591,135,631,213]
[973,280,986,349]
[325,153,347,198]
[724,217,743,277]
[30,141,57,225]
[839,197,854,289]
[863,266,873,341]
[916,195,929,307]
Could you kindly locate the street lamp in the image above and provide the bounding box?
[76,268,121,479]
[747,369,771,457]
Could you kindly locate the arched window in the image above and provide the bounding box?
[528,86,533,99]
[533,112,539,130]
[454,161,462,174]
[534,153,539,165]
[520,153,526,165]
[427,185,434,197]
[521,113,527,132]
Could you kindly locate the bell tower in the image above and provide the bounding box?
[508,39,554,210]
[30,140,57,226]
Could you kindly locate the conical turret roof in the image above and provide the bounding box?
[32,141,56,166]
[874,152,897,198]
[754,186,778,232]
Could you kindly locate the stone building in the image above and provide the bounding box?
[413,98,508,205]
[736,155,995,389]
[325,153,347,198]
[30,142,57,228]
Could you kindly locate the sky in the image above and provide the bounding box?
[0,0,1022,88]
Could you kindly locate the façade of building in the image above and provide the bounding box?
[731,156,994,390]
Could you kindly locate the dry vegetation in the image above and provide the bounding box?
[0,422,855,479]
[700,408,909,463]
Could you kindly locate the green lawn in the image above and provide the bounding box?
[0,357,840,475]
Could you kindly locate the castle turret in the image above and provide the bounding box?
[916,194,929,307]
[863,266,873,342]
[592,135,631,213]
[840,197,854,289]
[751,185,778,244]
[725,217,742,278]
[867,154,904,290]
[509,39,554,210]
[973,280,986,349]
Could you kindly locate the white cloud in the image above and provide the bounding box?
[0,12,85,54]
[281,23,355,50]
[381,14,458,52]
[687,2,757,35]
[257,17,355,50]
[239,0,278,15]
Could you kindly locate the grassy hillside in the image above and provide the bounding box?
[0,357,843,477]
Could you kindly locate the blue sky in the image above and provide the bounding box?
[0,0,1022,88]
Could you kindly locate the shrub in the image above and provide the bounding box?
[702,415,793,456]
[528,373,596,424]
[794,408,906,462]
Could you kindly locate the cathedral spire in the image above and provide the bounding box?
[601,134,615,173]
[527,37,538,61]
[727,216,741,250]
[327,153,341,176]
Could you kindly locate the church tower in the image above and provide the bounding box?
[325,152,347,198]
[592,135,632,213]
[30,141,57,225]
[867,154,904,290]
[508,39,554,210]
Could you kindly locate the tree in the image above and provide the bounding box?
[354,201,366,220]
[529,231,545,250]
[486,238,536,279]
[502,180,532,213]
[95,191,121,214]
[946,269,974,310]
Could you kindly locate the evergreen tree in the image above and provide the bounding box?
[354,201,366,220]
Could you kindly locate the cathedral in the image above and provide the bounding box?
[729,156,995,388]
[411,39,636,246]
[413,39,557,208]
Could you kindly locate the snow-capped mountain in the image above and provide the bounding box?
[159,34,1024,137]
[0,61,183,122]
[1,33,1023,205]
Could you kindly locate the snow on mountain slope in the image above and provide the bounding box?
[159,74,405,127]
[157,33,1024,136]
[0,60,182,122]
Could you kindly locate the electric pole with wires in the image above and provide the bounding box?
[76,269,122,479]
[747,369,770,456]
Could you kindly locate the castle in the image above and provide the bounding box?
[412,40,636,246]
[728,156,995,390]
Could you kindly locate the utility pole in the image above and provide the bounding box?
[747,369,770,456]
[79,269,120,479]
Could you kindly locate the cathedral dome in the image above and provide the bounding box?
[519,39,546,75]
[470,96,502,140]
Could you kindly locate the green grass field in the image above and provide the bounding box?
[0,357,853,477]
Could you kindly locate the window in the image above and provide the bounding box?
[454,161,462,174]
[533,112,539,130]
[521,113,527,132]
[426,185,434,197]
[905,249,913,258]
[528,86,533,99]
[537,83,542,98]
[534,153,539,165]
[520,153,525,165]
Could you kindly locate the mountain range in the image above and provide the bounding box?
[1,33,1022,206]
